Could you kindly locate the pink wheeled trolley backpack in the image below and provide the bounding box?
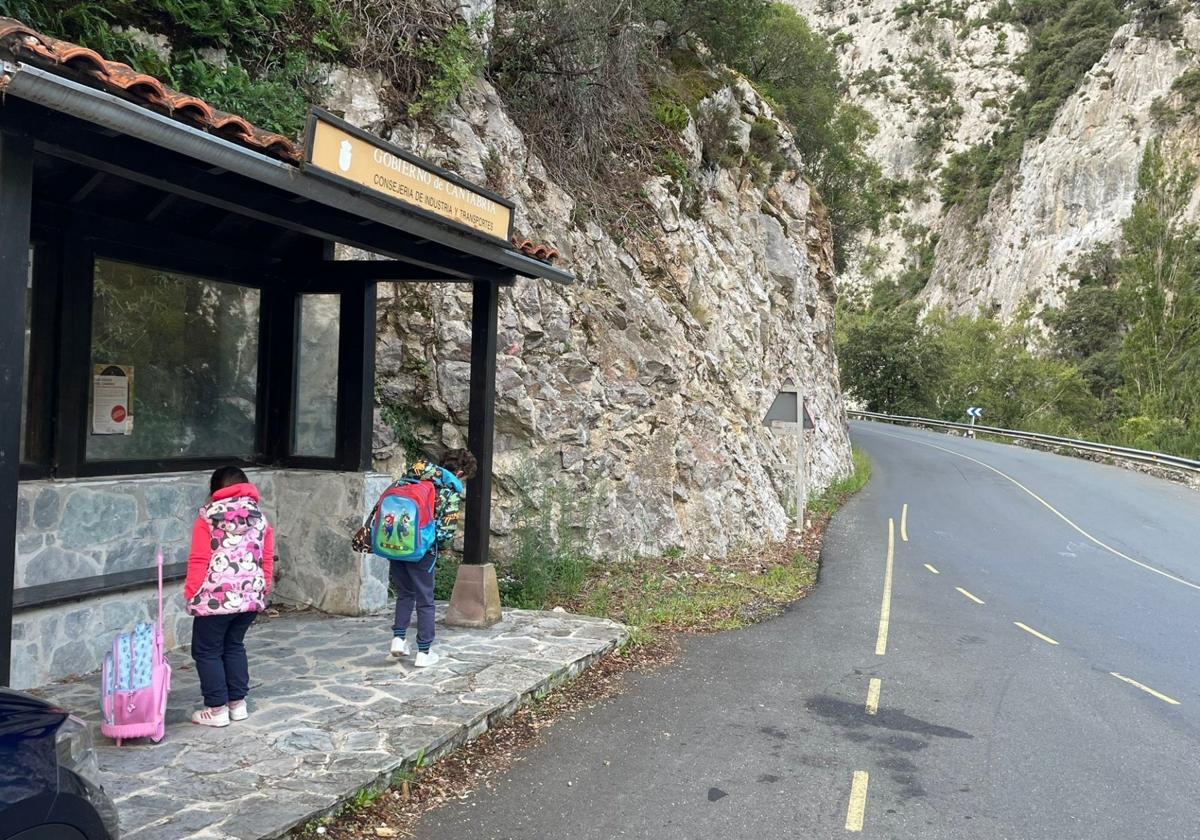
[100,550,172,745]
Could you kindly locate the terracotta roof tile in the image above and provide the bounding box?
[511,236,560,264]
[0,17,302,164]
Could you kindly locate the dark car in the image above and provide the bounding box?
[0,688,119,840]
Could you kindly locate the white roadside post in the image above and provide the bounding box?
[764,381,815,532]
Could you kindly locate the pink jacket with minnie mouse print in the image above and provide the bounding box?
[184,482,275,617]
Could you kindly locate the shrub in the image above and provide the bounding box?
[499,473,600,610]
[748,118,787,179]
[652,91,692,131]
[1173,67,1200,108]
[695,99,741,167]
[489,0,663,235]
[1133,0,1182,39]
[658,148,690,182]
[409,18,485,116]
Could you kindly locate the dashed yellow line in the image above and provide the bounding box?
[870,428,1200,594]
[845,771,869,831]
[875,519,895,656]
[1014,622,1059,645]
[1110,672,1180,706]
[955,587,985,605]
[901,503,909,542]
[866,678,881,715]
[924,563,940,575]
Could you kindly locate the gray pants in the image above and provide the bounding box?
[390,553,436,650]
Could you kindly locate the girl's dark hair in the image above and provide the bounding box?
[210,466,249,494]
[441,449,478,481]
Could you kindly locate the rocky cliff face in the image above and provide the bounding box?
[926,15,1200,319]
[787,0,1200,319]
[788,0,1028,294]
[325,67,853,559]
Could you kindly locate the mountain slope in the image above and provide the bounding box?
[789,0,1200,319]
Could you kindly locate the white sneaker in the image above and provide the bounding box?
[228,700,248,721]
[192,705,230,727]
[390,637,412,658]
[414,650,440,668]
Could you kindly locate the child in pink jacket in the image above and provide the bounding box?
[184,467,274,728]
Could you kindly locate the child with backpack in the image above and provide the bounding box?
[365,449,476,667]
[184,466,274,727]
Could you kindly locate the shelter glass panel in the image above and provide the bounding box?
[293,294,340,457]
[87,258,260,461]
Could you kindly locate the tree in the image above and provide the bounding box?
[641,0,770,65]
[839,304,946,414]
[926,310,1097,434]
[1116,141,1200,433]
[1046,244,1124,411]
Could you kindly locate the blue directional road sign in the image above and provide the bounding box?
[967,407,984,419]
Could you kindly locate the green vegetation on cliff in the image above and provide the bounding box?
[488,0,882,263]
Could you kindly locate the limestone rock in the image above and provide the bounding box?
[321,67,388,133]
[787,0,1200,319]
[925,16,1200,319]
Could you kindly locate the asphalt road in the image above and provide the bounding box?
[417,421,1200,839]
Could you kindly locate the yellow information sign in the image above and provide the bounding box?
[305,110,512,242]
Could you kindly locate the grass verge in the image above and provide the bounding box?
[569,447,871,635]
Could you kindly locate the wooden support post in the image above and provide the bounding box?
[462,280,499,566]
[0,132,33,686]
[446,280,503,628]
[337,279,377,471]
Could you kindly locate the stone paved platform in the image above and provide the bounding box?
[35,607,626,840]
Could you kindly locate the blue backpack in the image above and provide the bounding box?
[370,479,438,561]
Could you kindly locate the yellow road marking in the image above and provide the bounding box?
[1110,672,1181,706]
[875,519,895,656]
[1014,621,1059,645]
[866,678,881,715]
[870,428,1200,593]
[901,503,909,542]
[955,587,985,604]
[845,771,869,831]
[924,563,940,574]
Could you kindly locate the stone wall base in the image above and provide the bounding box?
[11,468,390,689]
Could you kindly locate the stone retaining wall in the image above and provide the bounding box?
[12,468,391,689]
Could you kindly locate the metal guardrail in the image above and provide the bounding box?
[847,410,1200,475]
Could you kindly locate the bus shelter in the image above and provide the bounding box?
[0,18,573,688]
